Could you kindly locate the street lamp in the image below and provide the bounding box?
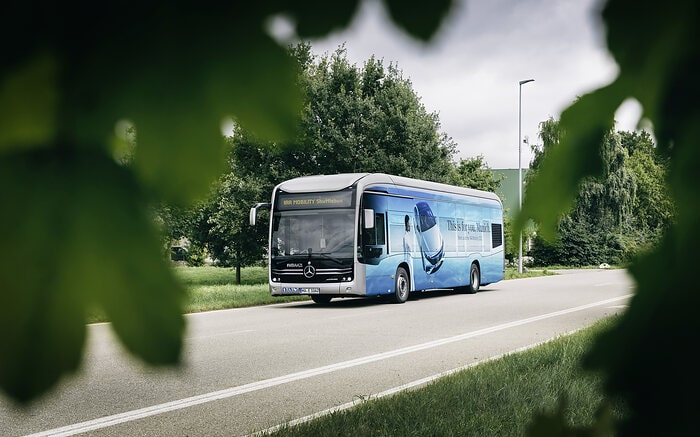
[518,79,534,274]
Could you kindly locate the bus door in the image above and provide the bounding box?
[360,194,386,264]
[360,193,390,295]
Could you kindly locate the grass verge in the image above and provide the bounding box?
[86,265,568,323]
[180,266,311,312]
[178,265,555,315]
[86,265,309,323]
[260,315,626,436]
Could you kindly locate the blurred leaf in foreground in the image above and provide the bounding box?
[0,149,184,402]
[0,1,454,403]
[519,0,700,435]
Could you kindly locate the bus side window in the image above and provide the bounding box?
[362,213,385,259]
[363,213,385,246]
[374,213,385,245]
[363,226,375,246]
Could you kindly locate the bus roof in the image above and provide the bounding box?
[276,173,502,204]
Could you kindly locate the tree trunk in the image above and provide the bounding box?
[236,248,242,285]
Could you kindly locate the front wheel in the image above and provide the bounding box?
[466,263,480,294]
[392,267,410,304]
[311,295,332,304]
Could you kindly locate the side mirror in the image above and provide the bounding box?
[249,208,257,226]
[363,209,375,229]
[249,202,271,226]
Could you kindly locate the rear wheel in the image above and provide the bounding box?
[466,263,480,294]
[311,295,332,304]
[392,267,410,304]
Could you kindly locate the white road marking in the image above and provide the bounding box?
[251,329,587,436]
[25,294,631,437]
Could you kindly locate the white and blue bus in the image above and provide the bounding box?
[250,173,504,304]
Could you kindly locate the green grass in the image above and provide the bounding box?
[177,266,310,313]
[504,266,557,280]
[85,265,555,323]
[174,265,268,286]
[86,265,310,323]
[179,266,555,314]
[262,316,626,436]
[187,283,310,312]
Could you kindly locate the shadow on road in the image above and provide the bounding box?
[274,286,500,309]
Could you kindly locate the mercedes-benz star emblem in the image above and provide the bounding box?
[303,265,316,278]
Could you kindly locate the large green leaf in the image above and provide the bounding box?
[385,0,454,41]
[279,0,360,38]
[68,15,304,204]
[0,149,184,403]
[0,1,456,404]
[514,82,625,243]
[0,54,58,153]
[524,0,700,434]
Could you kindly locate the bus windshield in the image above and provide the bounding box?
[271,209,355,259]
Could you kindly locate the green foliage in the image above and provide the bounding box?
[0,0,455,403]
[183,242,206,267]
[527,119,670,268]
[205,170,269,271]
[283,43,459,181]
[449,155,503,192]
[621,131,673,233]
[503,214,516,265]
[232,42,497,190]
[531,217,629,267]
[516,0,699,434]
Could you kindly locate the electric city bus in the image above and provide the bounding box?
[249,173,504,304]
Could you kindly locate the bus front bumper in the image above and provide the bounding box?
[270,281,364,297]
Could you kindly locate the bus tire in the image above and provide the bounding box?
[311,295,332,304]
[393,267,410,304]
[467,263,480,294]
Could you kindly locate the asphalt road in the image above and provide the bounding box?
[0,269,633,436]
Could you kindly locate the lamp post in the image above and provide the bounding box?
[518,79,534,274]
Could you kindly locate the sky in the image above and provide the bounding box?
[271,0,642,170]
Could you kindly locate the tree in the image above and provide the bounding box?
[528,117,669,267]
[205,171,269,283]
[0,0,456,403]
[233,42,461,185]
[449,155,503,192]
[157,201,211,264]
[621,130,673,235]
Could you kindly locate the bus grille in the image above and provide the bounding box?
[271,267,353,283]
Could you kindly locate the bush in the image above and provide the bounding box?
[185,243,206,267]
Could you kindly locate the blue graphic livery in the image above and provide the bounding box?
[414,202,444,273]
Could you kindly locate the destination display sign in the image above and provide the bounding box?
[276,190,354,210]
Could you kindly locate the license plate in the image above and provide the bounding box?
[300,287,320,294]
